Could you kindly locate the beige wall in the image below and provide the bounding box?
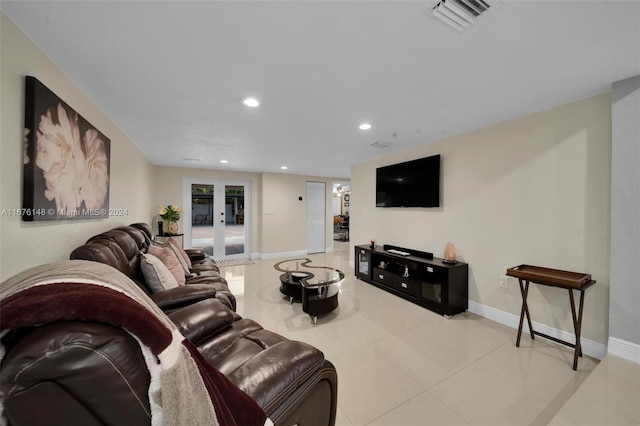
[261,173,337,256]
[151,166,262,254]
[351,93,612,346]
[152,167,344,257]
[0,13,154,280]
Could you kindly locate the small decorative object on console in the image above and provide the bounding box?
[159,204,183,235]
[443,241,458,264]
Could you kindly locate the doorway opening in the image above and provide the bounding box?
[332,181,350,242]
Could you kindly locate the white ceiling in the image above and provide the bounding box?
[2,1,639,178]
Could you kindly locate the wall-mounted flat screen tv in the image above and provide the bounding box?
[376,154,440,208]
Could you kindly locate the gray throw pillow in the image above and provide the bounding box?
[140,253,179,292]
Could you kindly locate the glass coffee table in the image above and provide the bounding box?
[275,258,344,326]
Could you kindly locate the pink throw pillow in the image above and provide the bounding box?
[149,243,186,286]
[169,237,192,269]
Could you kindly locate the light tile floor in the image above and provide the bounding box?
[549,355,640,425]
[219,243,637,425]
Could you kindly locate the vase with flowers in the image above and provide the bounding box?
[159,204,183,235]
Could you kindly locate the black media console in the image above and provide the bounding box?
[355,244,468,317]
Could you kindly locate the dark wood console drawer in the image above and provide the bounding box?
[372,268,393,285]
[422,264,443,281]
[393,276,420,298]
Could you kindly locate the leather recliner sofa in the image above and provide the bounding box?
[70,223,237,311]
[0,224,338,425]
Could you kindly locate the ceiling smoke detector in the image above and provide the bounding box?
[428,0,497,33]
[370,141,394,149]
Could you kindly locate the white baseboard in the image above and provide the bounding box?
[468,300,607,360]
[260,250,308,260]
[260,247,335,260]
[608,337,640,364]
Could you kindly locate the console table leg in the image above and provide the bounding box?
[568,289,583,358]
[312,316,318,327]
[517,279,533,346]
[571,290,587,370]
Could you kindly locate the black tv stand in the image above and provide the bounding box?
[355,244,468,317]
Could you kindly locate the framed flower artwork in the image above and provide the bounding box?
[23,76,111,221]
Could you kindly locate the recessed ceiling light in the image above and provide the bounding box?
[243,97,260,107]
[220,159,229,164]
[359,123,372,130]
[281,166,288,170]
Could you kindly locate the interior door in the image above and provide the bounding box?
[183,178,251,259]
[306,181,326,254]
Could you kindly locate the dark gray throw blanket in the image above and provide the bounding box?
[0,260,268,426]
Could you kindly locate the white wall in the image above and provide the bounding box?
[351,93,612,346]
[610,75,640,358]
[0,12,154,280]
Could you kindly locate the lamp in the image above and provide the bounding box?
[443,241,458,264]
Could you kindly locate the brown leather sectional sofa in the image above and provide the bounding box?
[71,222,238,312]
[0,223,338,425]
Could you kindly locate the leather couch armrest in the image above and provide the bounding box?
[184,248,205,261]
[190,270,221,278]
[226,340,328,413]
[186,274,227,285]
[168,299,235,344]
[149,285,217,311]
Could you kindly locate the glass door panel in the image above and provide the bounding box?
[191,184,214,256]
[224,185,246,256]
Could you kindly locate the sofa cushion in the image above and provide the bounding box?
[156,237,193,277]
[1,321,152,425]
[86,230,141,280]
[148,285,219,311]
[168,299,235,344]
[114,226,149,252]
[140,253,179,292]
[168,237,193,269]
[148,243,186,286]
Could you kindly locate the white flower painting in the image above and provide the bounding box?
[23,76,110,221]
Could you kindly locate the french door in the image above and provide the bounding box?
[183,178,251,259]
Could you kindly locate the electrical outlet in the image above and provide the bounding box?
[500,275,509,289]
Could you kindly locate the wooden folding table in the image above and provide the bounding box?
[506,265,596,370]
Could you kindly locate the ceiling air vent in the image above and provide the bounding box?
[370,141,394,149]
[428,0,496,33]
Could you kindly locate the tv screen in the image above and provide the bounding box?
[376,154,440,208]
